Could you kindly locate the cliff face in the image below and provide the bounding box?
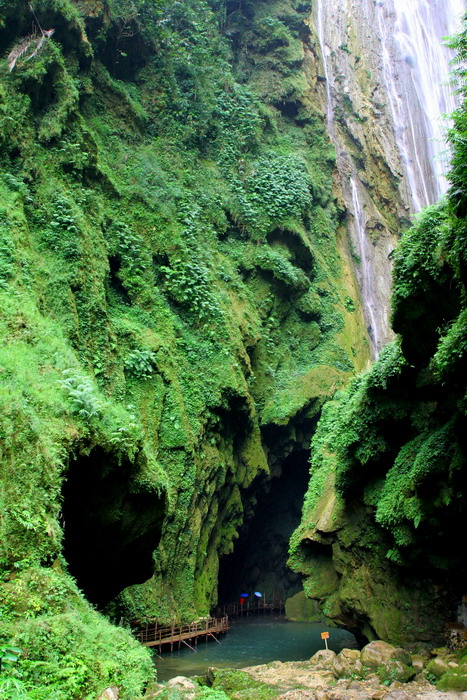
[1,0,461,694]
[313,0,408,355]
[289,36,467,644]
[0,0,377,695]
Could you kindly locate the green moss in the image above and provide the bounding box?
[0,567,154,699]
[0,0,369,692]
[210,669,278,699]
[285,590,324,622]
[437,671,467,691]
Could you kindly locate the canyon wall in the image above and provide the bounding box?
[289,8,467,647]
[0,0,465,694]
[0,0,372,695]
[313,0,463,355]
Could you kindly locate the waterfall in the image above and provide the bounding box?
[350,176,381,352]
[376,0,465,211]
[314,0,464,356]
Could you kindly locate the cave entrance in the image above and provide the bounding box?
[217,449,310,605]
[61,447,166,608]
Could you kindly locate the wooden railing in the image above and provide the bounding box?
[134,600,284,651]
[215,599,285,617]
[136,616,229,649]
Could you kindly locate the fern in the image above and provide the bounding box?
[59,369,102,419]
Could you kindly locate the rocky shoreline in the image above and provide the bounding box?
[146,640,467,699]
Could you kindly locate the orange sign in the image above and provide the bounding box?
[321,632,329,640]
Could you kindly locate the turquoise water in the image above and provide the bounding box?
[154,616,357,682]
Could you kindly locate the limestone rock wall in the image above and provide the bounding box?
[313,0,463,355]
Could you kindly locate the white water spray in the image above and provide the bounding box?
[376,0,464,211]
[350,176,380,351]
[315,0,464,356]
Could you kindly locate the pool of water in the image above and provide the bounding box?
[154,616,357,682]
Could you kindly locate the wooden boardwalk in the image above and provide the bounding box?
[134,600,284,654]
[136,616,229,652]
[215,599,285,618]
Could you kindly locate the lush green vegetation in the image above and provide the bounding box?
[0,0,370,694]
[289,19,467,646]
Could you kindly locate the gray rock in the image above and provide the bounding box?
[361,641,411,669]
[384,692,410,700]
[309,649,338,671]
[167,675,197,690]
[97,688,119,700]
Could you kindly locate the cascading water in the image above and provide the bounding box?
[350,176,381,352]
[376,0,464,211]
[315,0,464,356]
[315,0,334,136]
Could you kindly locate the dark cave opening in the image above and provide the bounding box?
[217,449,310,605]
[61,447,166,608]
[107,255,131,306]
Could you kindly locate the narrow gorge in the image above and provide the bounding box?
[0,0,465,697]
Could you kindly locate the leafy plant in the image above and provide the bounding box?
[124,349,157,379]
[58,370,102,419]
[40,194,81,261]
[0,211,14,288]
[161,257,222,324]
[0,645,22,672]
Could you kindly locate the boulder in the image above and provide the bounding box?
[309,649,337,672]
[410,654,425,672]
[334,648,363,678]
[167,676,197,690]
[360,641,415,684]
[376,658,415,683]
[431,646,448,657]
[436,670,467,691]
[361,641,411,669]
[97,689,119,700]
[426,656,450,678]
[339,648,360,662]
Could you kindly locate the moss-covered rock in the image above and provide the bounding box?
[289,204,467,647]
[436,670,467,691]
[361,641,412,669]
[208,668,278,699]
[285,590,325,622]
[425,657,450,679]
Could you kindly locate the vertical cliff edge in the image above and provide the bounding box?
[289,18,467,644]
